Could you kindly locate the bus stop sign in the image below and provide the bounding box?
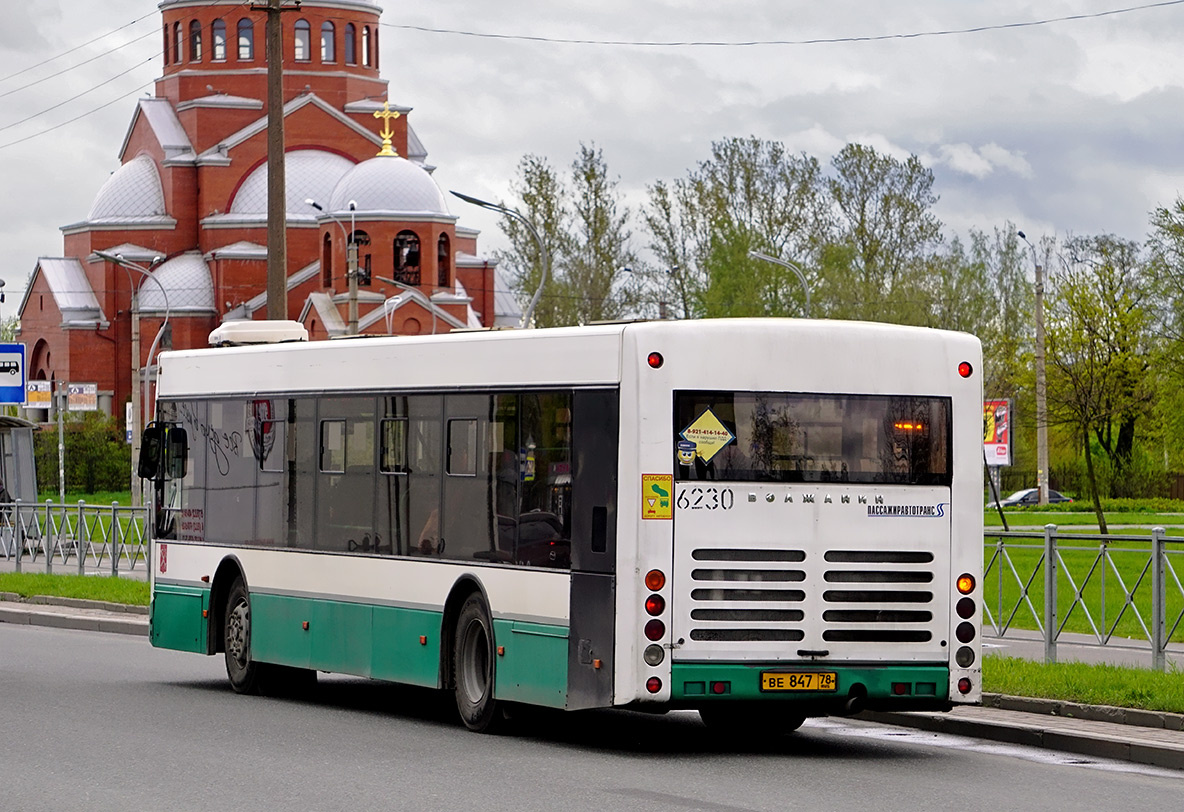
[0,343,26,404]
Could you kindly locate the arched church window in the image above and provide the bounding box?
[344,23,356,65]
[393,230,421,286]
[373,27,380,69]
[189,20,202,61]
[362,26,371,67]
[163,25,170,65]
[321,21,335,62]
[294,19,311,62]
[351,230,372,287]
[173,22,183,63]
[237,18,254,61]
[322,232,333,288]
[212,19,227,61]
[437,234,451,287]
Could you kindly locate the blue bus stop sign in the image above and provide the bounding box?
[0,343,27,404]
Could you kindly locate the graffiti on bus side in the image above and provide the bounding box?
[177,401,242,477]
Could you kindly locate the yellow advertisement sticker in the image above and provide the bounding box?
[642,474,674,520]
[680,408,735,464]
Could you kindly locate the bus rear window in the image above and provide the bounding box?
[674,391,951,486]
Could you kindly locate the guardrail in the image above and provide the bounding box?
[985,525,1183,671]
[0,501,150,575]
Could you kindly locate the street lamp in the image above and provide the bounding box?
[94,250,170,507]
[450,190,549,328]
[307,199,359,334]
[1018,230,1049,507]
[748,251,811,317]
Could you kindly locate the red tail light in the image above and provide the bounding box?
[645,594,666,616]
[644,619,665,641]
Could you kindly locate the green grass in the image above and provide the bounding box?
[985,511,1184,529]
[984,654,1184,713]
[0,572,149,605]
[64,491,133,507]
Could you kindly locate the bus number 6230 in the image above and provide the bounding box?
[676,487,734,511]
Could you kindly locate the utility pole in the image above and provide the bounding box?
[1020,231,1050,506]
[129,281,140,506]
[262,0,294,320]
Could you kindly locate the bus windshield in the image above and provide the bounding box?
[674,390,951,486]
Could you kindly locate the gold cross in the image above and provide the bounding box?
[373,101,400,157]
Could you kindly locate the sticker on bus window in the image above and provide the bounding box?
[642,474,674,520]
[679,409,735,464]
[677,440,696,465]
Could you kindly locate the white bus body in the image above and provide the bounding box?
[145,318,982,730]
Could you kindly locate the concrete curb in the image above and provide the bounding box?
[984,693,1184,731]
[0,595,148,637]
[860,707,1184,771]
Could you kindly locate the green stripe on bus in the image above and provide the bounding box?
[493,619,568,708]
[251,593,442,685]
[150,585,209,654]
[671,663,950,702]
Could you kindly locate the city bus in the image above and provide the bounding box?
[141,318,983,733]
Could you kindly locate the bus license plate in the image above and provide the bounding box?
[761,672,836,692]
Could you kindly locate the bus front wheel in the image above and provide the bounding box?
[453,593,503,733]
[224,578,266,694]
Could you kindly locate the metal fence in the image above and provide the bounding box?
[0,501,150,575]
[984,525,1184,671]
[4,504,1182,671]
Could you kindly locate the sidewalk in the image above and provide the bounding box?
[1,592,1182,771]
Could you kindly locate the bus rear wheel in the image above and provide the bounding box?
[453,593,503,733]
[698,705,806,736]
[224,577,266,695]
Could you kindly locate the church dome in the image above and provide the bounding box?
[88,155,167,222]
[139,251,214,313]
[327,155,451,216]
[230,149,355,217]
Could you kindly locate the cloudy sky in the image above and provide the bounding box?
[2,0,1183,311]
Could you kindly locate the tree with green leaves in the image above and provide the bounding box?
[1045,235,1156,525]
[643,136,825,319]
[496,145,636,327]
[818,144,942,322]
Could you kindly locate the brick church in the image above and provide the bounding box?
[17,0,514,419]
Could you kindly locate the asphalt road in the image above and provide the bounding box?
[2,624,1181,812]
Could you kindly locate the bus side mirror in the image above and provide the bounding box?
[138,423,188,481]
[138,423,165,480]
[165,426,188,480]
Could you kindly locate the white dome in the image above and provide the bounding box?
[88,155,167,222]
[230,149,355,216]
[139,251,214,313]
[328,155,451,216]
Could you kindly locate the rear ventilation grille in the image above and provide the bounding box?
[687,549,808,643]
[685,547,939,648]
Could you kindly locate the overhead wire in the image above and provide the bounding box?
[0,10,157,84]
[379,0,1184,47]
[0,27,160,102]
[0,0,256,151]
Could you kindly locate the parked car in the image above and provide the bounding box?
[997,488,1073,507]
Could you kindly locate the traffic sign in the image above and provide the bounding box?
[66,382,98,412]
[0,343,26,404]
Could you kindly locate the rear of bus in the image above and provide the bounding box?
[615,319,982,725]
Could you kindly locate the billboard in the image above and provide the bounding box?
[983,399,1012,467]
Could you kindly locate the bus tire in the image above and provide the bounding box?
[224,577,267,695]
[453,592,503,733]
[698,705,805,736]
